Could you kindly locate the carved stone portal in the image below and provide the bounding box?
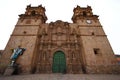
[36,20,83,73]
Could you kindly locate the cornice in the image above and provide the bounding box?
[80,35,107,37]
[15,25,40,27]
[11,34,38,36]
[78,25,102,27]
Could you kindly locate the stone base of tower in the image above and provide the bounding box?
[86,65,120,74]
[0,64,32,75]
[0,64,7,74]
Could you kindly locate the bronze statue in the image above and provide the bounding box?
[10,46,26,66]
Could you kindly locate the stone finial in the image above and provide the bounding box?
[27,4,31,8]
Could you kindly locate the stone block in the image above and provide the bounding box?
[4,66,15,76]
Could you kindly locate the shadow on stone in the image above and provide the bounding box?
[3,64,20,76]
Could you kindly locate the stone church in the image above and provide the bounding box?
[0,5,119,74]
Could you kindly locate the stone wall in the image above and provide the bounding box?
[86,65,120,74]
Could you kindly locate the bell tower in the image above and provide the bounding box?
[19,4,47,23]
[72,5,118,73]
[0,5,47,74]
[72,5,99,24]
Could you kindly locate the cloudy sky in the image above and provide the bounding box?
[0,0,120,55]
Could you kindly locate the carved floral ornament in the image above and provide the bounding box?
[49,20,69,29]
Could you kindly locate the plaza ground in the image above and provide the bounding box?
[0,74,120,80]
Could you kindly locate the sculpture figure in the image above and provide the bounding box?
[10,46,26,66]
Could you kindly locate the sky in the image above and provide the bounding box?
[0,0,120,55]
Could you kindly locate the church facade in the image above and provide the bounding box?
[0,5,119,74]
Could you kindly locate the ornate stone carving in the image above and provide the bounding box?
[72,5,98,23]
[19,5,47,23]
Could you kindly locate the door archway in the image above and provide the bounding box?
[52,51,66,73]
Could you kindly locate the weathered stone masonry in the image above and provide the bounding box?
[0,5,120,74]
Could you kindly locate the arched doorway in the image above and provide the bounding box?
[52,51,66,73]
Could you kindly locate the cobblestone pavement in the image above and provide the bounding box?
[0,74,120,80]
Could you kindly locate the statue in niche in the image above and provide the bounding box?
[10,46,26,66]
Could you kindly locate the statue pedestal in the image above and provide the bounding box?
[4,66,15,76]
